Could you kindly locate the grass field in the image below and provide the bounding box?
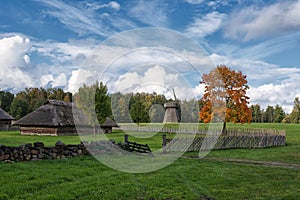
[0,123,300,199]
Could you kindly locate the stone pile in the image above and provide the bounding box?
[0,141,90,162]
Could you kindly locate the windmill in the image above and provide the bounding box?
[163,89,180,123]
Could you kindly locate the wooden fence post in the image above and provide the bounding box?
[162,134,167,153]
[125,134,128,143]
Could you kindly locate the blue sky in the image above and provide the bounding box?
[0,0,300,112]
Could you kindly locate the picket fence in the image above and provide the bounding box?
[118,124,286,150]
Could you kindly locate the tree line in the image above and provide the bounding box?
[0,88,72,120]
[73,81,200,125]
[1,82,300,124]
[251,97,300,123]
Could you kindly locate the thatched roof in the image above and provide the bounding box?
[14,100,75,127]
[0,108,14,120]
[101,117,119,127]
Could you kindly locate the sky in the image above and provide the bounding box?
[0,0,300,113]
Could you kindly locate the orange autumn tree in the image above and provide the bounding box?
[199,65,252,133]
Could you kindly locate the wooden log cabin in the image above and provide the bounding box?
[14,100,78,136]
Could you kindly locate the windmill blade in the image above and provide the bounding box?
[172,88,177,101]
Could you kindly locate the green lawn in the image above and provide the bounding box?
[0,131,81,146]
[0,123,300,199]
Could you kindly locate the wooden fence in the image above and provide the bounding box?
[119,124,207,134]
[119,124,286,150]
[119,124,286,136]
[163,128,286,151]
[124,135,152,154]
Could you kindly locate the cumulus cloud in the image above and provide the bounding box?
[0,35,35,91]
[248,81,300,113]
[185,11,227,38]
[210,53,300,113]
[224,0,300,40]
[113,65,197,100]
[0,33,101,93]
[40,73,67,88]
[67,69,100,93]
[35,39,96,65]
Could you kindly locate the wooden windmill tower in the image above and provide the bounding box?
[163,89,180,123]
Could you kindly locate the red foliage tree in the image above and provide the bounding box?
[199,65,252,132]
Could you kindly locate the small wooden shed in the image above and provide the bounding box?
[100,118,119,133]
[14,100,78,136]
[0,108,14,130]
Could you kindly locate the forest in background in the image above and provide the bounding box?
[1,82,300,124]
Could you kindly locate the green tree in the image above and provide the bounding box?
[0,90,14,112]
[250,104,262,123]
[129,95,149,124]
[74,81,112,134]
[290,97,300,123]
[274,104,285,123]
[47,88,72,102]
[15,87,47,113]
[95,82,112,124]
[263,106,275,123]
[10,99,29,120]
[181,99,199,123]
[149,104,165,123]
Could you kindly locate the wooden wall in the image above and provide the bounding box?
[20,126,77,136]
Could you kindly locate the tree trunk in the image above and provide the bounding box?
[222,122,226,134]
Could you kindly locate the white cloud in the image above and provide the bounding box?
[23,55,30,64]
[35,39,96,65]
[185,12,227,38]
[129,0,168,27]
[0,34,101,92]
[0,35,35,91]
[67,69,99,93]
[40,73,67,88]
[113,65,196,100]
[214,32,300,60]
[210,53,300,113]
[37,0,133,37]
[224,0,300,40]
[184,0,205,4]
[248,81,300,113]
[192,83,205,98]
[85,1,120,11]
[109,1,121,11]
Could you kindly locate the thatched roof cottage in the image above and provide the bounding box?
[100,117,119,133]
[14,100,78,136]
[0,108,15,130]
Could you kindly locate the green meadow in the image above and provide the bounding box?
[0,123,299,199]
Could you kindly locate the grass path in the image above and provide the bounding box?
[197,156,300,169]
